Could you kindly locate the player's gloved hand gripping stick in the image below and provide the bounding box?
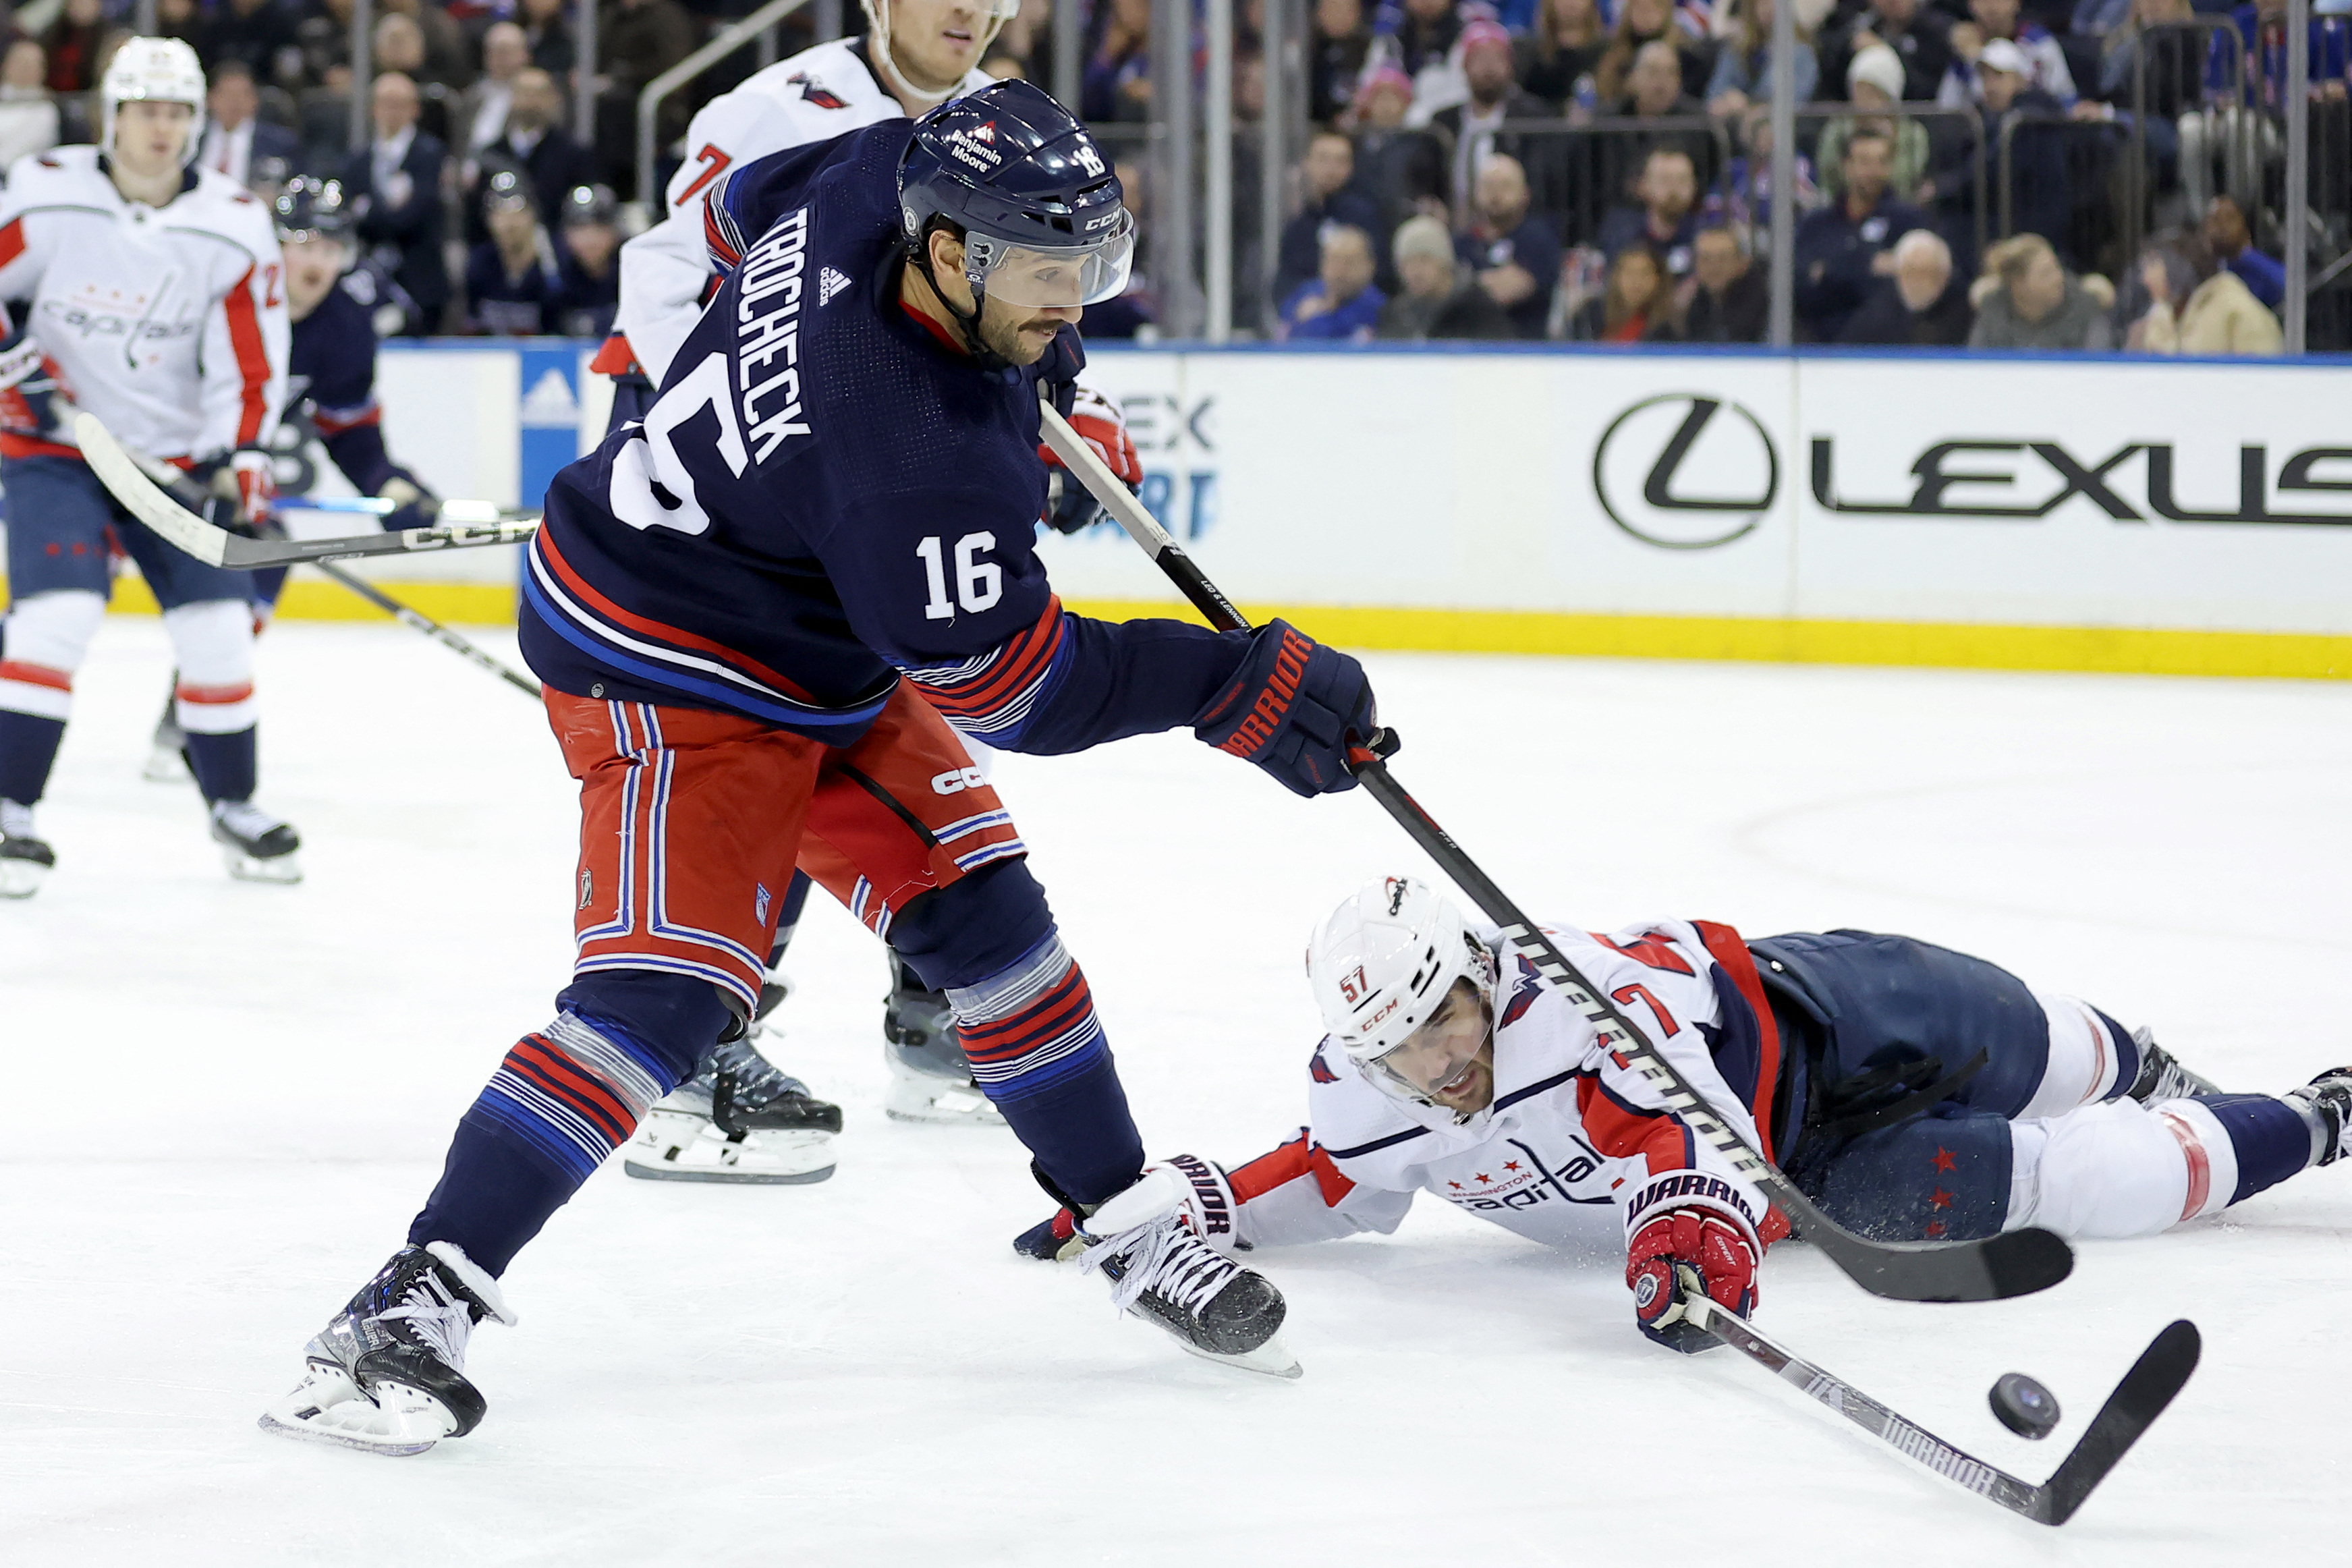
[1036,400,2073,1308]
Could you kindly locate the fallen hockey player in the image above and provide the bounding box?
[1020,876,2349,1355]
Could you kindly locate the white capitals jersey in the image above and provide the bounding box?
[1228,920,1789,1260]
[612,37,992,387]
[0,146,287,463]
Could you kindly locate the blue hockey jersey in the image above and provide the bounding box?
[519,120,1248,750]
[287,266,413,495]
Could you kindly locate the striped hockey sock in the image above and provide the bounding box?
[947,933,1142,1204]
[410,1010,679,1273]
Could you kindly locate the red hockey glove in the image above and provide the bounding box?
[1626,1205,1759,1353]
[211,448,275,530]
[1039,384,1140,535]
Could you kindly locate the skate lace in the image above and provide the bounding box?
[1078,1215,1236,1318]
[378,1274,474,1372]
[213,800,284,837]
[709,1036,810,1106]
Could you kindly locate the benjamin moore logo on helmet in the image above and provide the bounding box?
[1384,877,1408,916]
[1592,394,1780,551]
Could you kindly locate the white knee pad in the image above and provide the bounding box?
[2007,1098,2212,1241]
[2015,993,2128,1119]
[163,598,258,735]
[0,589,107,719]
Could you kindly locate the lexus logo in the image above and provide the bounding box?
[1593,395,1779,549]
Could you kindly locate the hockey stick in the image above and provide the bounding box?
[108,435,543,700]
[74,412,538,569]
[280,495,540,524]
[1685,1297,2199,1525]
[1038,402,2073,1305]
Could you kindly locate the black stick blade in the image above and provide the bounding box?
[2033,1320,2201,1526]
[1803,1208,2075,1304]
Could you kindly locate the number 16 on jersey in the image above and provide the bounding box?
[916,533,1001,619]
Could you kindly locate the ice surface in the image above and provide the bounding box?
[5,619,2350,1565]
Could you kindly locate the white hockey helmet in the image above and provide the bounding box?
[861,0,1021,111]
[103,37,206,160]
[1307,876,1496,1080]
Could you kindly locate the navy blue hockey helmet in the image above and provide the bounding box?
[897,79,1133,317]
[273,175,353,245]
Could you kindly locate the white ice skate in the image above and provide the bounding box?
[259,1241,514,1457]
[882,956,1005,1125]
[623,1033,841,1183]
[211,799,302,883]
[0,800,53,899]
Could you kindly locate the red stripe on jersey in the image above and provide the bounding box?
[1590,930,1696,976]
[1576,1075,1691,1175]
[311,403,381,437]
[175,680,254,704]
[0,217,25,270]
[534,529,822,703]
[2159,1110,2211,1221]
[1691,920,1782,1164]
[916,598,1067,721]
[588,334,639,376]
[221,265,272,445]
[1229,1133,1357,1208]
[0,660,71,691]
[0,432,84,461]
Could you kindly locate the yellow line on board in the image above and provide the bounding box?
[1059,600,2352,682]
[15,577,2346,680]
[7,574,521,626]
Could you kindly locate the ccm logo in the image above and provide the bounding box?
[931,767,988,795]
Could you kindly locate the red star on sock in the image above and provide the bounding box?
[1931,1187,1955,1209]
[1932,1146,1957,1173]
[1924,1220,1947,1238]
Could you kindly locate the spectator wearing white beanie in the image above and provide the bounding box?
[1816,43,1931,202]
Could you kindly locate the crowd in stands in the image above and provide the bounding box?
[1082,0,2343,349]
[0,0,2330,348]
[0,0,753,335]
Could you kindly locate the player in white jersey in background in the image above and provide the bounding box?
[0,38,292,897]
[1021,877,2351,1353]
[599,0,1144,1175]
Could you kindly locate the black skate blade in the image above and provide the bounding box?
[2032,1320,2200,1526]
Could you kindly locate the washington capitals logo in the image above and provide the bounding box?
[755,883,772,925]
[789,71,848,109]
[1500,953,1543,1030]
[1310,1048,1340,1084]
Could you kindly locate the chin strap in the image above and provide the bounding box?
[908,239,1011,372]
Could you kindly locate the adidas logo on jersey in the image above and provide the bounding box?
[818,267,851,307]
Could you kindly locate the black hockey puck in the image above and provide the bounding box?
[1989,1372,2061,1439]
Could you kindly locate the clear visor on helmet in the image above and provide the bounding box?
[963,208,1136,310]
[1362,978,1491,1102]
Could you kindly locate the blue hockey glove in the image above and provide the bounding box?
[1193,621,1375,797]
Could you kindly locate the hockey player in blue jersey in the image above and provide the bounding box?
[262,80,1377,1455]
